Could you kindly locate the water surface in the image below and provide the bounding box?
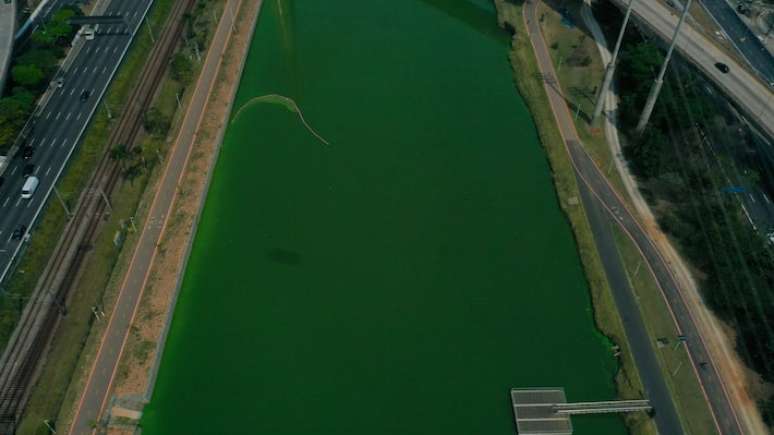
[142,1,626,433]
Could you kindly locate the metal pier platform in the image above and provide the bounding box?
[510,388,651,435]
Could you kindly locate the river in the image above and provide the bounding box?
[141,0,626,433]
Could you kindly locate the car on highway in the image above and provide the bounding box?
[23,164,34,177]
[714,62,730,73]
[55,77,64,88]
[21,176,39,199]
[11,225,26,241]
[21,146,34,160]
[80,90,90,101]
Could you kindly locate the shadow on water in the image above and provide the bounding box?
[276,0,301,98]
[417,0,508,43]
[267,248,302,266]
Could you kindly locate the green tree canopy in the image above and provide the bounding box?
[171,53,194,85]
[11,64,45,88]
[16,48,59,75]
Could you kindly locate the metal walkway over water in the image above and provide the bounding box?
[552,399,652,415]
[510,388,651,435]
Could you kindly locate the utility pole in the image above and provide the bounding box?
[43,419,56,433]
[636,0,692,134]
[53,187,72,218]
[593,0,636,121]
[145,19,155,43]
[97,188,112,215]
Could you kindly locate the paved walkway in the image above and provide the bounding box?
[0,0,15,98]
[523,1,747,434]
[67,1,244,433]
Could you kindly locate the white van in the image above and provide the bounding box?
[21,176,39,199]
[83,25,98,40]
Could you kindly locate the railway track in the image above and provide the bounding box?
[0,0,194,431]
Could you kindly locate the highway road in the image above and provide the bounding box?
[525,0,755,433]
[607,0,774,139]
[699,0,774,83]
[0,0,154,285]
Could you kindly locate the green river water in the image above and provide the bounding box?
[141,0,627,433]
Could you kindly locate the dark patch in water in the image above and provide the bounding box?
[266,248,302,266]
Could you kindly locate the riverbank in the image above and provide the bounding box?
[75,0,263,431]
[140,0,627,433]
[492,1,654,433]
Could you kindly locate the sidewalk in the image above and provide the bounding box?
[522,0,761,433]
[66,1,250,433]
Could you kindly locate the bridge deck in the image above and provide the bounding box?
[510,388,651,434]
[510,388,573,435]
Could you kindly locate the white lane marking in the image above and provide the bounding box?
[28,138,36,147]
[65,112,72,121]
[93,66,98,74]
[86,47,92,55]
[26,198,34,208]
[113,46,119,54]
[50,137,57,147]
[45,111,51,120]
[61,138,69,149]
[76,112,82,121]
[69,88,75,96]
[749,193,756,203]
[45,166,52,176]
[95,46,101,54]
[33,166,40,175]
[9,166,17,176]
[2,198,9,208]
[764,194,771,204]
[102,66,107,74]
[13,198,20,208]
[55,112,61,120]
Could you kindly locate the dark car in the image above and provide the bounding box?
[21,146,34,160]
[11,225,26,241]
[23,164,35,177]
[80,90,90,101]
[714,62,729,74]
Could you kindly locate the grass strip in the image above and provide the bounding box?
[611,222,719,435]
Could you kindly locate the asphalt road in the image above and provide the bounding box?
[607,0,774,139]
[0,0,154,285]
[525,1,743,433]
[699,0,774,83]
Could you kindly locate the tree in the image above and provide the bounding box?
[12,64,45,88]
[16,49,59,76]
[110,144,131,167]
[143,108,171,136]
[0,95,33,148]
[171,53,194,85]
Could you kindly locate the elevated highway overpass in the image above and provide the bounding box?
[0,0,14,93]
[605,0,774,139]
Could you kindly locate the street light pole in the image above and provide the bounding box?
[636,0,693,133]
[593,0,636,121]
